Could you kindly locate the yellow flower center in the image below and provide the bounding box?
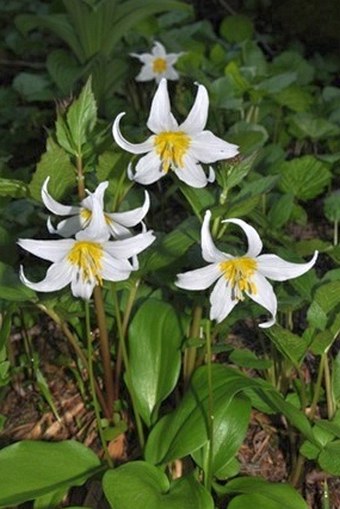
[219,257,257,301]
[154,131,191,173]
[68,241,103,286]
[152,57,167,74]
[80,208,112,225]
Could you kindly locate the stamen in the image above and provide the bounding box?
[80,208,92,225]
[152,58,167,74]
[68,241,103,286]
[154,131,191,173]
[219,257,257,301]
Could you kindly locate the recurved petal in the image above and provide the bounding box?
[175,263,221,290]
[256,251,318,281]
[112,113,154,154]
[101,252,133,281]
[20,261,72,292]
[41,177,80,216]
[166,53,183,65]
[147,78,178,133]
[247,273,277,328]
[70,272,95,300]
[82,181,109,210]
[18,238,74,262]
[109,191,150,227]
[179,84,209,134]
[210,276,238,323]
[53,215,84,238]
[132,152,163,185]
[163,66,179,81]
[76,196,109,242]
[189,131,239,163]
[174,156,208,188]
[135,65,155,82]
[106,221,132,239]
[103,230,155,259]
[222,218,263,258]
[201,210,228,263]
[130,52,154,64]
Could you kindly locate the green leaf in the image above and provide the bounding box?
[12,72,53,102]
[324,191,340,223]
[103,462,214,509]
[128,299,183,426]
[0,441,101,506]
[288,112,340,140]
[278,156,331,200]
[220,15,254,42]
[227,493,300,509]
[47,49,82,93]
[66,77,97,157]
[332,352,340,404]
[256,72,297,94]
[0,262,36,302]
[268,193,294,228]
[307,281,340,331]
[229,348,272,370]
[228,122,269,156]
[29,138,76,203]
[275,86,313,112]
[0,178,29,198]
[319,441,340,475]
[224,477,308,509]
[264,325,310,367]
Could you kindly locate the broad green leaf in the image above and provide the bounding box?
[66,77,97,157]
[222,154,255,191]
[324,191,340,222]
[275,86,313,112]
[224,477,308,509]
[47,49,82,93]
[0,178,29,198]
[272,51,314,85]
[103,462,214,509]
[228,122,269,155]
[220,15,254,42]
[300,440,320,460]
[224,62,250,94]
[268,193,294,228]
[12,72,53,102]
[288,112,340,140]
[0,262,36,302]
[128,299,183,426]
[256,72,297,94]
[278,156,331,200]
[264,324,310,366]
[318,441,340,475]
[0,441,101,506]
[178,184,216,217]
[307,281,340,331]
[229,348,272,370]
[227,493,302,509]
[29,138,76,203]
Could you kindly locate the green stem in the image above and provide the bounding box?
[84,301,113,468]
[183,305,202,389]
[112,281,145,450]
[76,155,85,199]
[334,219,338,246]
[290,453,305,487]
[309,354,326,421]
[204,320,214,492]
[324,353,335,419]
[297,368,307,412]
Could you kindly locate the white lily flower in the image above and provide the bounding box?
[112,79,239,188]
[176,210,318,328]
[18,228,155,301]
[130,41,182,83]
[42,177,150,239]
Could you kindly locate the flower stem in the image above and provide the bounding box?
[324,353,335,419]
[204,320,214,492]
[309,354,326,421]
[76,155,86,200]
[84,301,113,467]
[334,219,338,246]
[183,305,202,389]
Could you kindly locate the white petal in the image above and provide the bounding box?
[208,166,215,183]
[47,216,58,235]
[135,65,155,82]
[152,41,166,57]
[70,271,96,300]
[222,218,263,258]
[166,53,183,65]
[133,152,164,185]
[176,263,221,290]
[107,222,132,239]
[247,273,277,328]
[101,252,133,281]
[210,277,238,323]
[103,230,155,259]
[20,262,72,293]
[189,131,239,163]
[201,210,228,263]
[179,84,209,134]
[257,251,318,282]
[163,66,179,81]
[41,177,80,216]
[76,196,109,242]
[82,181,109,210]
[130,52,153,64]
[147,79,178,133]
[108,190,150,229]
[174,155,208,188]
[53,215,83,238]
[18,238,75,262]
[112,113,154,154]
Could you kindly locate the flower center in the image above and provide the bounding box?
[154,131,191,173]
[81,208,91,224]
[219,257,257,301]
[68,241,103,285]
[152,57,167,74]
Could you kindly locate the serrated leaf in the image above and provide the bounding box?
[278,156,331,200]
[288,113,340,140]
[264,324,310,366]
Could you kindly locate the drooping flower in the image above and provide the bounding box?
[112,79,239,188]
[176,210,318,328]
[42,177,150,239]
[18,227,155,301]
[130,41,182,83]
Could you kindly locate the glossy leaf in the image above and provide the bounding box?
[103,462,214,509]
[0,441,101,506]
[128,299,183,426]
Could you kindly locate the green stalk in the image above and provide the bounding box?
[334,219,338,246]
[309,354,326,421]
[324,353,335,419]
[84,301,113,468]
[204,320,214,492]
[183,305,202,389]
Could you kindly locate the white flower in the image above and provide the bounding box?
[112,79,239,188]
[176,210,318,328]
[18,228,155,301]
[42,177,150,239]
[130,41,182,83]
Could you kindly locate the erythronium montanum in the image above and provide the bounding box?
[130,41,182,83]
[112,78,239,188]
[176,210,318,327]
[18,196,155,300]
[42,177,150,239]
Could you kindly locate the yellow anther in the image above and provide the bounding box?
[219,257,257,301]
[68,241,103,285]
[154,131,191,173]
[152,58,167,74]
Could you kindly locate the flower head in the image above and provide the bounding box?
[176,211,318,328]
[130,41,182,83]
[42,177,150,240]
[113,79,239,188]
[19,228,155,300]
